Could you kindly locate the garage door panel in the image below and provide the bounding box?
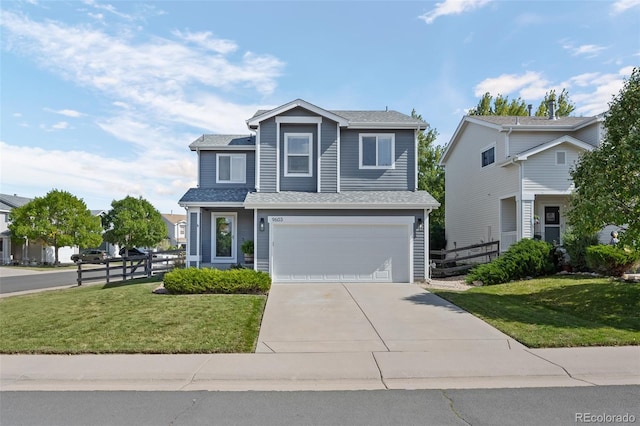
[272,223,410,283]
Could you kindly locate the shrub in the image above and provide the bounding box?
[163,267,271,294]
[585,245,640,277]
[561,230,599,272]
[465,239,555,285]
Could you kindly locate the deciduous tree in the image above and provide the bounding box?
[8,189,102,264]
[567,67,640,249]
[102,196,166,253]
[534,89,576,117]
[468,92,528,116]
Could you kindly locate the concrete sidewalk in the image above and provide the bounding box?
[1,283,638,391]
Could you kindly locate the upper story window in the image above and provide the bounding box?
[178,223,186,237]
[481,146,495,168]
[217,154,246,184]
[359,134,395,169]
[556,151,566,165]
[285,133,313,177]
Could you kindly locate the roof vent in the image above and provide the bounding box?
[527,104,532,116]
[548,99,556,120]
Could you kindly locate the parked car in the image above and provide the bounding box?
[118,247,149,257]
[71,249,108,263]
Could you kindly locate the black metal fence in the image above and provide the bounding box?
[76,250,185,286]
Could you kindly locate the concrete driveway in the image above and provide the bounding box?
[256,283,520,353]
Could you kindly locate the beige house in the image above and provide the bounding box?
[161,213,187,249]
[440,106,604,253]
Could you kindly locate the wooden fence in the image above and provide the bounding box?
[430,241,499,277]
[76,250,185,286]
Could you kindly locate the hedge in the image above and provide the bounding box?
[163,268,271,294]
[465,238,555,285]
[585,245,640,277]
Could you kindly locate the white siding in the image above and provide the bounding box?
[510,131,561,155]
[444,123,518,250]
[523,143,584,194]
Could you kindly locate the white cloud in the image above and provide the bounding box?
[570,67,633,116]
[172,30,238,55]
[45,108,86,117]
[40,121,69,131]
[474,71,545,97]
[82,0,133,20]
[569,44,608,57]
[0,141,196,212]
[419,0,493,24]
[12,112,22,118]
[611,0,640,14]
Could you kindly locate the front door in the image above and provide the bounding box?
[544,206,560,245]
[212,213,236,262]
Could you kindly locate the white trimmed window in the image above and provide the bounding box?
[216,154,246,183]
[285,133,312,177]
[359,134,395,169]
[481,145,495,168]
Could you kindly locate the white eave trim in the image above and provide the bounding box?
[246,99,349,129]
[190,146,256,151]
[348,123,427,130]
[500,135,595,166]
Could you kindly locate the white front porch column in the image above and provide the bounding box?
[186,207,201,268]
[519,194,536,240]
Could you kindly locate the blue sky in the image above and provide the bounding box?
[1,0,638,213]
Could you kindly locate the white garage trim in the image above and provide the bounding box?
[268,216,414,283]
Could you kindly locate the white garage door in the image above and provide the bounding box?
[271,217,412,283]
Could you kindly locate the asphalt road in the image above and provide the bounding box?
[0,269,80,294]
[2,387,638,426]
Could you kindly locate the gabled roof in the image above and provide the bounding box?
[440,114,602,165]
[243,191,440,210]
[189,135,255,151]
[247,99,349,129]
[246,98,426,130]
[500,135,595,166]
[0,193,33,212]
[161,213,187,224]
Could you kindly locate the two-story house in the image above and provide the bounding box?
[440,103,604,253]
[161,213,187,249]
[178,99,440,283]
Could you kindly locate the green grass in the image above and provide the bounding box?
[0,277,266,354]
[431,275,640,348]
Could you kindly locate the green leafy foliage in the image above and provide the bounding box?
[567,67,640,249]
[411,110,445,244]
[163,267,272,294]
[8,189,102,264]
[465,239,556,285]
[468,93,528,116]
[561,229,600,272]
[534,89,576,117]
[102,196,166,249]
[241,240,254,254]
[585,245,640,277]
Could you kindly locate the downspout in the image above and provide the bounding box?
[424,208,432,281]
[505,126,513,159]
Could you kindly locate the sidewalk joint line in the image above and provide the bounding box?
[342,283,390,352]
[371,352,389,390]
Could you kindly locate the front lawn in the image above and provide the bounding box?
[431,275,640,348]
[0,277,266,354]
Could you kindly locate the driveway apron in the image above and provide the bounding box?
[256,283,516,353]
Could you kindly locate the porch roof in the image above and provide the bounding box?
[178,188,250,206]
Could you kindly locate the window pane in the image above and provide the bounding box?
[362,137,377,166]
[288,137,309,154]
[482,147,495,167]
[218,156,231,181]
[216,217,232,257]
[231,156,245,182]
[288,156,309,173]
[378,137,393,166]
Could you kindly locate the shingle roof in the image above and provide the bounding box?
[469,115,596,128]
[161,213,187,223]
[0,193,33,211]
[244,191,440,209]
[189,135,255,150]
[179,188,251,204]
[250,107,425,127]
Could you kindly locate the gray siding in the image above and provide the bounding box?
[199,207,253,265]
[340,129,415,191]
[320,120,338,192]
[573,123,601,147]
[189,212,198,256]
[259,118,277,192]
[255,209,426,281]
[280,124,317,192]
[199,151,255,189]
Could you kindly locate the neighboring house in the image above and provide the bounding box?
[440,103,604,253]
[179,99,440,283]
[161,213,187,248]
